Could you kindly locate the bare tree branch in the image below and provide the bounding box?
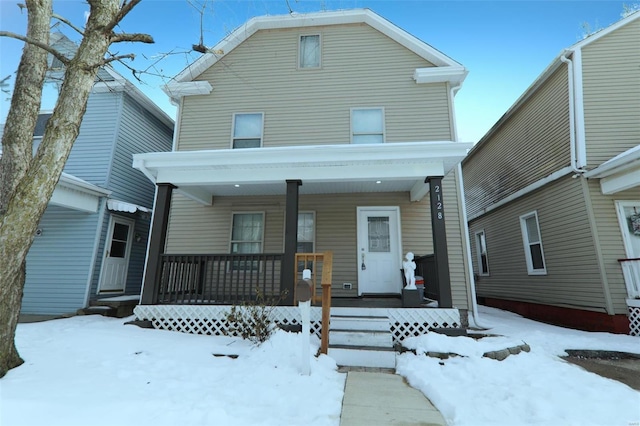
[52,12,84,36]
[0,30,69,65]
[110,32,153,44]
[104,0,143,32]
[99,53,135,66]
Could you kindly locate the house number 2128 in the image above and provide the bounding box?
[434,185,443,220]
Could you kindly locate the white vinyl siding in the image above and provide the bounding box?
[232,113,263,148]
[299,34,321,69]
[351,108,385,144]
[475,230,489,276]
[520,211,546,275]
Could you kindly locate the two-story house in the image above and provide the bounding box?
[19,48,174,317]
[463,12,640,335]
[132,9,475,365]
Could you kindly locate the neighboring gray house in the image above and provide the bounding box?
[20,64,173,316]
[463,12,640,335]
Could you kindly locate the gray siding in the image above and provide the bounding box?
[468,175,611,313]
[587,179,640,313]
[582,18,640,167]
[23,206,99,315]
[165,174,469,308]
[108,92,173,207]
[463,65,571,219]
[62,92,121,186]
[178,23,451,151]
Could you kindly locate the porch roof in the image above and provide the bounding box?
[584,145,640,194]
[132,141,472,205]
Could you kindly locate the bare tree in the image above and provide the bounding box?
[0,0,152,378]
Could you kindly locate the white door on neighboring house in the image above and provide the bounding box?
[357,207,402,295]
[615,201,640,298]
[98,216,135,293]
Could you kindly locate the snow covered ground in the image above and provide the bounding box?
[1,306,639,426]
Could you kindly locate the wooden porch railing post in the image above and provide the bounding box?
[320,251,333,355]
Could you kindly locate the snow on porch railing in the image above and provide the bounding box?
[618,258,640,299]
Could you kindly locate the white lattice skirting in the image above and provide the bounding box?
[628,300,640,337]
[134,305,461,344]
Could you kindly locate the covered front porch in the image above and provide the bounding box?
[133,141,472,308]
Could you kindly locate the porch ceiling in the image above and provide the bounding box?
[133,141,472,204]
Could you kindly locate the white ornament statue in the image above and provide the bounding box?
[403,252,416,290]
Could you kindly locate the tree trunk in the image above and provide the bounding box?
[0,0,147,378]
[0,0,52,378]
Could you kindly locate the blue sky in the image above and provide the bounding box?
[0,1,631,142]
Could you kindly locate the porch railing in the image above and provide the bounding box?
[414,254,439,302]
[618,258,640,298]
[158,253,283,304]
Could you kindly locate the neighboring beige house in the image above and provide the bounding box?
[131,9,475,366]
[463,12,640,335]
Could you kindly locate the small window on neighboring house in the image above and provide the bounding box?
[232,113,263,148]
[520,211,547,275]
[297,212,316,272]
[299,34,320,69]
[351,108,385,144]
[475,230,489,276]
[230,212,264,270]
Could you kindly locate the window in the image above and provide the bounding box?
[299,34,320,69]
[230,213,264,270]
[297,212,316,271]
[520,211,546,275]
[351,108,384,144]
[232,113,263,148]
[475,230,489,276]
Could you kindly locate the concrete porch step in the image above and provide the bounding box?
[329,329,393,347]
[330,314,390,332]
[328,345,396,369]
[78,295,139,318]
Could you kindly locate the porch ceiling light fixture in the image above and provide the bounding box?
[376,180,382,184]
[234,184,240,187]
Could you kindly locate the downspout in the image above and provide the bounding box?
[449,81,491,329]
[560,50,586,175]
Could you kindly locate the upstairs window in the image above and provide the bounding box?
[299,35,321,69]
[351,108,385,144]
[520,211,547,275]
[475,230,489,276]
[232,113,263,148]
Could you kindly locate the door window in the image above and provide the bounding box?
[109,223,130,258]
[368,216,390,252]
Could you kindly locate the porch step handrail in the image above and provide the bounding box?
[618,258,640,298]
[294,251,333,354]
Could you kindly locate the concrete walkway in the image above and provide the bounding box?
[340,371,447,426]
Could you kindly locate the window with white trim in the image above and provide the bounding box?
[297,211,316,272]
[519,211,546,275]
[351,108,384,144]
[299,34,320,69]
[230,212,264,270]
[475,230,489,276]
[232,113,263,149]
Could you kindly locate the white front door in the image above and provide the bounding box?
[357,207,402,295]
[98,216,135,293]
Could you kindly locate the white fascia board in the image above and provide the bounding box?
[162,81,213,100]
[135,141,471,170]
[50,187,100,212]
[570,11,640,51]
[584,145,640,179]
[410,180,429,202]
[414,66,468,85]
[600,168,640,194]
[156,161,446,187]
[175,9,461,83]
[58,173,111,197]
